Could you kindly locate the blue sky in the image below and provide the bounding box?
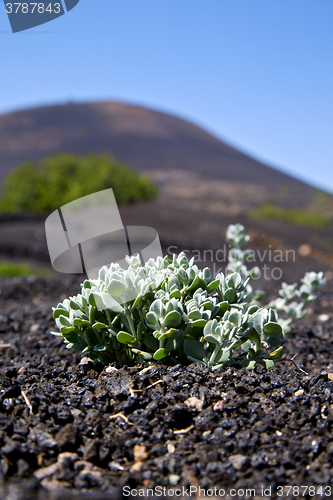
[1,0,333,193]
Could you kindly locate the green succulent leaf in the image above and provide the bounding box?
[100,293,123,313]
[131,349,153,360]
[164,310,182,327]
[53,307,69,319]
[69,300,82,310]
[144,333,159,351]
[60,326,76,334]
[151,299,164,318]
[207,279,220,292]
[265,336,283,347]
[132,293,144,308]
[158,328,178,342]
[253,313,263,334]
[146,311,159,326]
[107,279,126,296]
[263,359,275,369]
[153,348,170,360]
[190,319,207,328]
[267,346,283,360]
[265,322,283,336]
[89,305,96,324]
[93,345,108,352]
[92,322,108,330]
[170,289,181,299]
[224,288,236,302]
[66,343,82,352]
[73,318,91,327]
[218,301,229,315]
[165,331,183,351]
[58,315,72,327]
[184,339,206,362]
[84,329,98,346]
[244,359,257,370]
[50,330,64,337]
[229,311,242,328]
[227,273,242,290]
[204,334,220,345]
[117,331,136,344]
[248,329,260,347]
[247,305,259,314]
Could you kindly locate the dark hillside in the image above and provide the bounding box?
[0,101,315,202]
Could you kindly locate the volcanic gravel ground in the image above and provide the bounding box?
[0,276,333,500]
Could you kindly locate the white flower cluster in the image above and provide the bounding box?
[52,224,326,370]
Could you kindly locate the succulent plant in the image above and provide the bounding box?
[51,224,326,370]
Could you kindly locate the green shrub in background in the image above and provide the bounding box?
[250,204,332,229]
[0,153,158,213]
[0,261,49,277]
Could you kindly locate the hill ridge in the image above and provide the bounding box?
[0,101,314,198]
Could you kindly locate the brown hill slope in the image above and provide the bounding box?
[0,101,314,201]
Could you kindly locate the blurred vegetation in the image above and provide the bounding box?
[314,189,331,206]
[0,261,50,277]
[0,153,158,213]
[250,204,332,229]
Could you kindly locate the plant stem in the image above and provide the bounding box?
[126,311,137,340]
[112,335,122,367]
[94,329,102,344]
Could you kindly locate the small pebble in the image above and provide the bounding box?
[40,478,71,491]
[318,314,330,323]
[133,444,148,461]
[18,365,28,374]
[131,461,143,472]
[34,462,59,480]
[70,409,83,418]
[105,366,118,374]
[229,454,249,470]
[108,462,124,471]
[321,406,328,420]
[298,244,312,257]
[184,397,203,411]
[167,443,176,454]
[169,474,180,485]
[213,401,223,411]
[202,430,211,439]
[139,366,156,376]
[57,452,78,465]
[294,389,304,398]
[79,357,93,367]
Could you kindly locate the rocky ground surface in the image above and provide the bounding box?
[1,213,333,278]
[0,275,333,500]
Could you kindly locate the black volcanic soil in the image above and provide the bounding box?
[0,274,333,500]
